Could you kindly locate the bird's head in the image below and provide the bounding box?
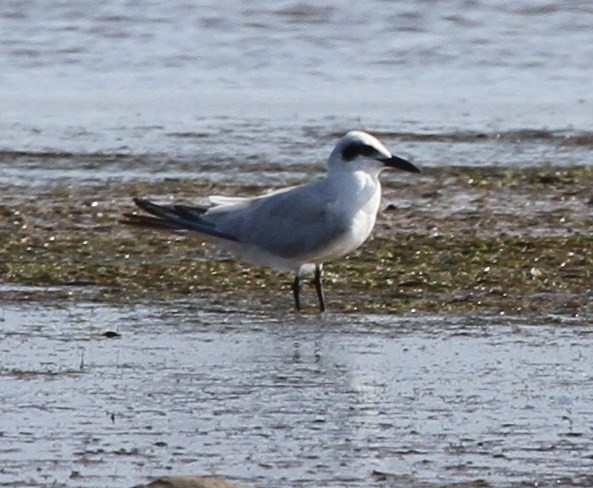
[328,130,420,176]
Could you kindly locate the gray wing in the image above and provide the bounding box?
[129,198,240,241]
[128,181,350,260]
[208,181,350,259]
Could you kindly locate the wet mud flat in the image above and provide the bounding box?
[0,165,591,314]
[1,165,593,487]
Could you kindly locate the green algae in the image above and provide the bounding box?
[1,166,592,314]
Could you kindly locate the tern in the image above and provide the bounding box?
[122,130,420,311]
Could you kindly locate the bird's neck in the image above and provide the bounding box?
[328,167,381,188]
[326,169,382,208]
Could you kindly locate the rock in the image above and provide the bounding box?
[131,475,253,488]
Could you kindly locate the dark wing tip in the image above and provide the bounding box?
[120,213,180,231]
[128,197,239,242]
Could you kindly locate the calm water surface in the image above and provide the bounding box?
[1,0,593,185]
[1,300,593,487]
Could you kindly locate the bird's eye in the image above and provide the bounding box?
[341,141,378,161]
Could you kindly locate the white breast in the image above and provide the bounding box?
[311,170,382,263]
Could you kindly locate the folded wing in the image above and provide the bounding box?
[122,198,239,241]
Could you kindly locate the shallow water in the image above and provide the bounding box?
[1,0,593,187]
[2,301,593,487]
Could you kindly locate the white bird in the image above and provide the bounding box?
[123,130,420,311]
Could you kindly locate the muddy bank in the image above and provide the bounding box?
[0,166,591,315]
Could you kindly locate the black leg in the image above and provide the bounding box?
[314,264,325,312]
[292,274,301,311]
